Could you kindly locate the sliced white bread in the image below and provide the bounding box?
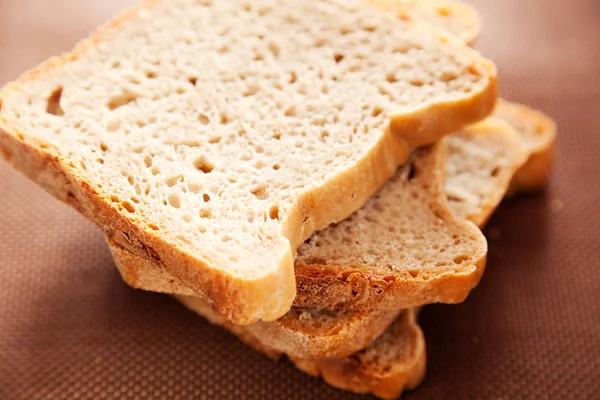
[0,0,497,324]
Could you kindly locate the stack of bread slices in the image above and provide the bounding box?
[0,0,556,398]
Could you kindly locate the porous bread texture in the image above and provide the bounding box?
[372,0,481,45]
[445,118,529,226]
[494,99,557,195]
[175,293,425,400]
[0,0,497,324]
[109,237,400,358]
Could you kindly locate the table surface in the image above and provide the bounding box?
[1,0,599,399]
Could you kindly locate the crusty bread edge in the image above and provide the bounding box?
[288,309,426,400]
[246,309,401,358]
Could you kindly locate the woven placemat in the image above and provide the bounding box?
[1,0,599,398]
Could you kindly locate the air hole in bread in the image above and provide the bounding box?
[46,87,64,116]
[334,53,344,63]
[145,71,157,79]
[203,193,211,202]
[193,156,215,173]
[441,71,458,83]
[199,209,212,219]
[188,77,197,86]
[453,255,468,264]
[409,79,424,87]
[100,142,108,152]
[164,175,181,187]
[198,114,210,125]
[284,105,296,117]
[251,184,268,200]
[371,106,384,118]
[148,223,159,231]
[269,205,280,220]
[407,164,417,181]
[437,7,452,17]
[120,200,135,213]
[107,91,139,110]
[491,167,500,177]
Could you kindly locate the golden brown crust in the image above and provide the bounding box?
[292,254,486,310]
[246,308,401,358]
[289,309,426,400]
[175,293,426,400]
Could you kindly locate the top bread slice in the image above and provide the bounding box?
[494,99,557,195]
[372,0,481,45]
[0,0,497,323]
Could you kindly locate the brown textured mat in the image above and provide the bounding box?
[1,0,599,398]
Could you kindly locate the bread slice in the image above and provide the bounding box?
[372,0,481,45]
[0,0,497,324]
[175,294,425,400]
[494,99,557,195]
[445,118,529,226]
